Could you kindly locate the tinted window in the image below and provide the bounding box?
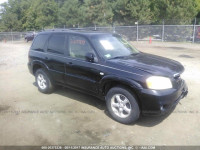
[31,34,49,51]
[47,34,66,54]
[69,35,95,60]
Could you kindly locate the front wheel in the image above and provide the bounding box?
[106,86,140,124]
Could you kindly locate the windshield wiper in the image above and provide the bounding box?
[131,52,139,56]
[33,48,44,52]
[109,53,139,59]
[109,56,127,59]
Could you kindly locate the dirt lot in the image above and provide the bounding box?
[0,41,200,146]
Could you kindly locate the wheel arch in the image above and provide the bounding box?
[32,60,49,75]
[100,76,143,108]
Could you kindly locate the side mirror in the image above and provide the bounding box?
[85,52,95,62]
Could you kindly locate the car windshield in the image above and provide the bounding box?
[91,34,139,59]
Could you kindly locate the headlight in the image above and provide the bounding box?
[146,76,172,90]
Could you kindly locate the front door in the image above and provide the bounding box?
[65,34,101,94]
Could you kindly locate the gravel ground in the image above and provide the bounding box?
[0,41,200,146]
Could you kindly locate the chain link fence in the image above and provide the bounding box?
[86,25,200,43]
[1,25,200,43]
[0,31,35,42]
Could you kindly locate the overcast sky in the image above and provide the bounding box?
[0,0,8,5]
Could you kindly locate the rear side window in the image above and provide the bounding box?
[47,34,66,55]
[31,34,49,51]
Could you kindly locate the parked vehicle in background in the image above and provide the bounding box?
[196,27,200,42]
[28,29,188,124]
[25,32,37,42]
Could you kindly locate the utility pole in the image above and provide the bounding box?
[112,22,115,33]
[94,24,96,30]
[11,29,13,43]
[135,21,138,41]
[192,18,197,43]
[162,19,165,42]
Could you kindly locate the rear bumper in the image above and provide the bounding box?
[138,80,188,116]
[27,62,33,75]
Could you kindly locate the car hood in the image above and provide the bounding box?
[107,52,184,77]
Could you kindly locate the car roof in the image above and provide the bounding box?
[38,29,112,37]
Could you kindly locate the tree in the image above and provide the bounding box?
[0,0,23,31]
[113,0,153,25]
[151,0,198,24]
[24,0,58,30]
[84,0,113,26]
[0,0,200,31]
[57,0,113,27]
[57,0,84,28]
[195,0,200,24]
[0,0,33,31]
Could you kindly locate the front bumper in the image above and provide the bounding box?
[138,80,188,116]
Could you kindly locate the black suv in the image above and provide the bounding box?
[28,29,188,124]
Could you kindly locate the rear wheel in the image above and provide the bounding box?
[106,86,140,124]
[35,68,55,94]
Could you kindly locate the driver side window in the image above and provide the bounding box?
[68,35,95,60]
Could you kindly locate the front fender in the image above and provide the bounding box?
[99,75,143,91]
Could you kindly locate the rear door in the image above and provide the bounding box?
[44,33,67,84]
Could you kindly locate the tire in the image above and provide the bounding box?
[106,86,140,124]
[35,68,55,94]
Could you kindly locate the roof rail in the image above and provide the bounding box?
[43,28,71,32]
[41,28,99,32]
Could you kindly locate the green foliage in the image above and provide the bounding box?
[195,0,200,23]
[57,0,84,27]
[83,0,113,26]
[113,0,152,25]
[151,0,198,24]
[0,0,28,31]
[57,0,113,27]
[0,0,200,31]
[24,0,58,30]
